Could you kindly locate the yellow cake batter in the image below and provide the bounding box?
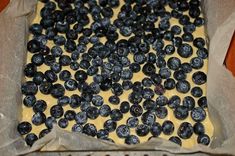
[21,1,214,148]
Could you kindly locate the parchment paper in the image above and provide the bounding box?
[0,0,235,155]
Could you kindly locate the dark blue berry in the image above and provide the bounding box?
[150,122,162,137]
[33,100,47,113]
[25,133,38,146]
[125,135,140,145]
[176,80,191,93]
[83,123,97,137]
[191,107,206,122]
[174,106,189,120]
[72,124,83,133]
[177,122,193,139]
[104,119,117,132]
[110,109,123,121]
[58,118,68,128]
[75,112,88,125]
[86,106,99,120]
[197,134,210,145]
[116,125,130,138]
[32,112,46,126]
[162,120,174,135]
[169,136,182,146]
[136,124,149,137]
[198,96,207,108]
[50,105,64,118]
[17,121,32,135]
[183,96,195,110]
[21,81,38,95]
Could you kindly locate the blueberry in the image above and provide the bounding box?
[75,112,88,124]
[128,91,143,104]
[33,100,47,113]
[30,24,43,35]
[109,95,120,105]
[190,57,204,69]
[110,109,123,121]
[183,96,195,110]
[155,106,168,119]
[87,66,98,76]
[21,81,38,95]
[72,124,83,133]
[154,84,165,95]
[80,101,91,112]
[198,96,207,108]
[172,37,183,47]
[169,136,182,146]
[17,121,32,135]
[121,69,133,80]
[23,95,36,107]
[130,104,143,117]
[57,96,70,106]
[179,15,190,25]
[51,46,63,57]
[191,107,206,122]
[133,52,146,64]
[33,72,45,85]
[64,79,78,91]
[59,55,72,66]
[80,60,90,70]
[141,111,156,126]
[125,135,140,145]
[130,63,141,73]
[182,33,194,42]
[151,73,162,85]
[168,95,181,109]
[194,17,205,27]
[86,106,99,120]
[142,78,153,88]
[24,63,37,78]
[197,48,208,59]
[171,25,182,35]
[197,134,210,145]
[193,122,205,135]
[25,133,38,146]
[177,122,193,139]
[100,78,112,91]
[191,87,203,98]
[75,70,88,82]
[156,95,168,106]
[192,71,207,85]
[32,112,46,126]
[193,37,206,49]
[45,116,56,129]
[111,83,123,96]
[147,52,157,63]
[99,104,111,117]
[59,70,71,81]
[50,84,65,98]
[27,40,41,53]
[142,88,154,100]
[156,56,166,68]
[122,80,133,90]
[58,118,68,128]
[180,63,192,73]
[39,129,50,138]
[63,109,76,122]
[126,117,139,128]
[97,129,109,139]
[162,120,174,135]
[177,43,193,58]
[83,123,97,137]
[176,80,191,94]
[120,101,130,114]
[136,124,149,137]
[53,35,66,46]
[150,122,162,137]
[164,78,176,90]
[104,119,117,132]
[91,95,103,106]
[50,105,64,118]
[173,70,187,81]
[159,67,171,79]
[44,55,55,66]
[142,63,156,76]
[116,125,130,138]
[50,62,61,73]
[174,106,189,120]
[45,70,58,83]
[31,53,44,66]
[167,57,181,70]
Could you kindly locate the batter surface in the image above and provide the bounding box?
[21,0,214,148]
